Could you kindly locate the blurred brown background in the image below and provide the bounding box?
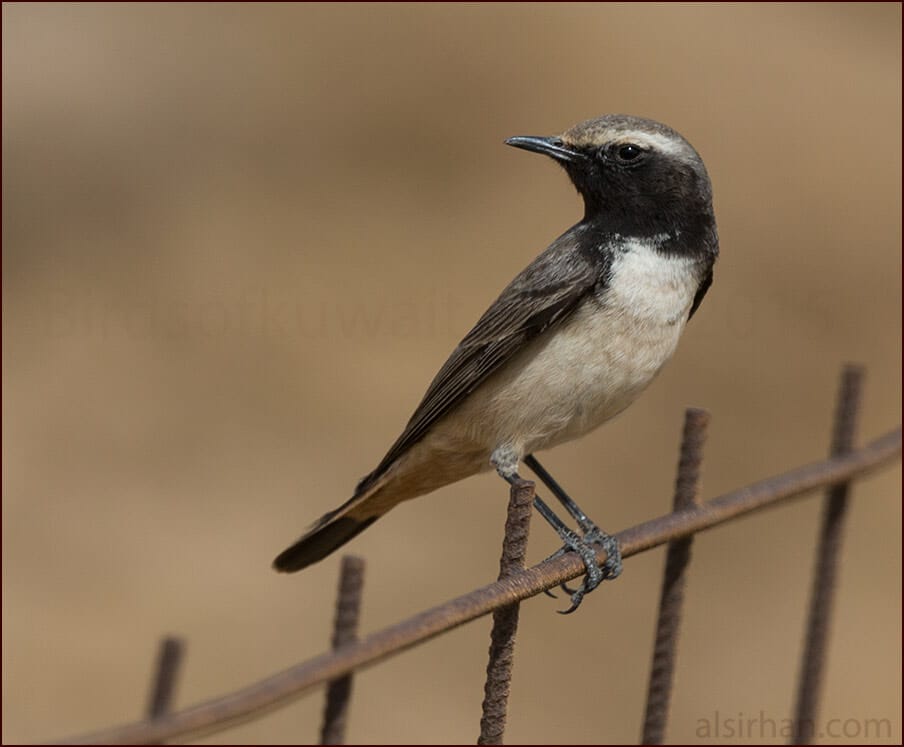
[2,3,901,745]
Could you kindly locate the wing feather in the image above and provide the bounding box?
[356,227,603,494]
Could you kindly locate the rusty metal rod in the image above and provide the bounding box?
[791,365,864,744]
[642,408,709,744]
[478,478,534,745]
[320,555,366,745]
[54,425,901,746]
[145,636,185,745]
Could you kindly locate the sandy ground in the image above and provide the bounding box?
[3,4,901,744]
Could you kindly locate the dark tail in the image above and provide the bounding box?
[272,483,385,573]
[272,514,379,572]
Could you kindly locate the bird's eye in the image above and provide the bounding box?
[616,144,643,162]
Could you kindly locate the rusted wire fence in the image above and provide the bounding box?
[51,364,900,745]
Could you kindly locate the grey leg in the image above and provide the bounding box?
[523,454,623,609]
[491,446,618,614]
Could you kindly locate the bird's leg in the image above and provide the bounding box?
[524,454,596,534]
[523,453,623,605]
[490,447,615,614]
[525,452,595,594]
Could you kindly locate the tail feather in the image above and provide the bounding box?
[273,473,388,573]
[273,512,379,572]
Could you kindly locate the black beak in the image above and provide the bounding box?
[504,136,586,164]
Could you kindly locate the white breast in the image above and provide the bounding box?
[444,239,703,457]
[605,237,702,326]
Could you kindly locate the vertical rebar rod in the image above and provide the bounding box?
[641,407,710,744]
[791,365,864,744]
[320,555,366,745]
[477,478,535,745]
[145,635,185,745]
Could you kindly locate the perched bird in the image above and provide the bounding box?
[274,114,719,611]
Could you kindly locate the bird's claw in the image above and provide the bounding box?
[542,580,580,600]
[546,528,621,614]
[559,580,579,595]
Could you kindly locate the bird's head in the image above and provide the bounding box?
[506,114,714,235]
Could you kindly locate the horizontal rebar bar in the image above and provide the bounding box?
[53,425,901,746]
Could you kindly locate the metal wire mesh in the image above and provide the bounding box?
[51,367,901,746]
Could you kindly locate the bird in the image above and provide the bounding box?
[274,114,719,612]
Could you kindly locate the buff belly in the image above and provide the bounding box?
[364,242,703,513]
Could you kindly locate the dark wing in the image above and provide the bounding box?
[687,265,713,320]
[356,227,602,494]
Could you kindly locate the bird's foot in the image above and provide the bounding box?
[543,526,621,614]
[496,457,622,611]
[585,527,622,580]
